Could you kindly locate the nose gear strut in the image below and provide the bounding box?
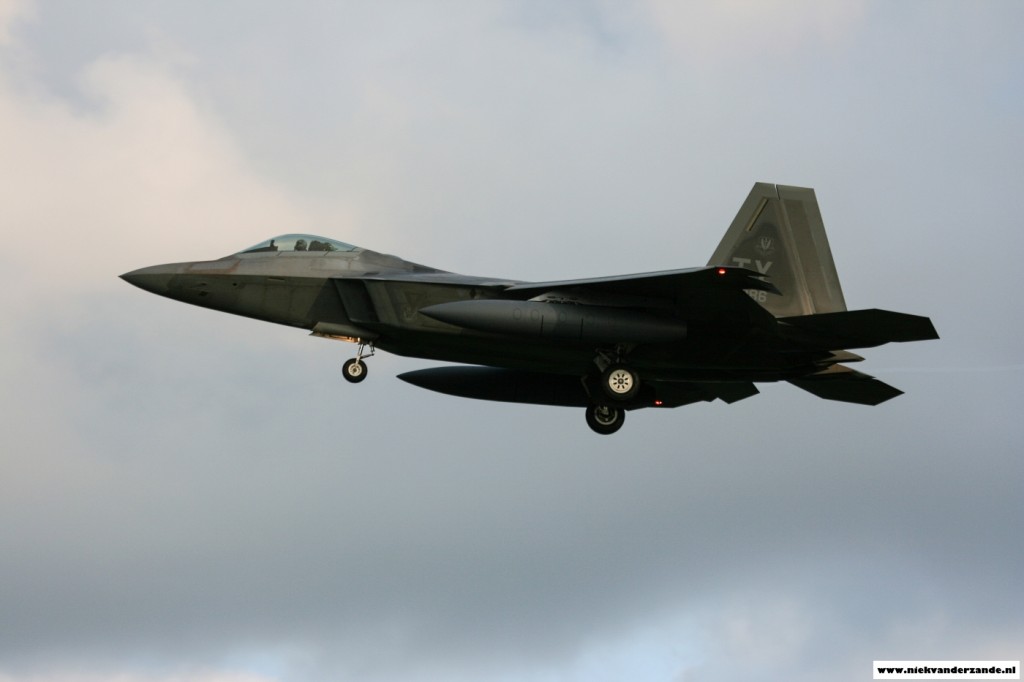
[342,340,375,383]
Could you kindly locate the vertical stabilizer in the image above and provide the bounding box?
[708,183,846,317]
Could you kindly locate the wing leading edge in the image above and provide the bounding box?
[501,265,779,299]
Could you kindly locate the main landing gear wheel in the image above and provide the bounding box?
[586,404,625,435]
[342,358,368,383]
[601,364,640,401]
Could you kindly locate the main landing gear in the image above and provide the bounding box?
[593,346,640,402]
[342,341,374,383]
[585,347,639,434]
[585,404,625,435]
[601,364,640,401]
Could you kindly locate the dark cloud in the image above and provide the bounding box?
[1,2,1022,680]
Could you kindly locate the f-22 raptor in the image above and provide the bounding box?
[122,183,938,434]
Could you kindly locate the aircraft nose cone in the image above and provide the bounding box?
[120,264,177,295]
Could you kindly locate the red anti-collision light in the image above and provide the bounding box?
[716,267,727,275]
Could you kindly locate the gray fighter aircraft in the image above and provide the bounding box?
[122,183,938,434]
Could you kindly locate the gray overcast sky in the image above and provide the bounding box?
[1,1,1022,680]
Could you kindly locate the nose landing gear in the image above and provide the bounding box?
[342,341,374,383]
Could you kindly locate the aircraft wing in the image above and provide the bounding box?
[501,266,779,299]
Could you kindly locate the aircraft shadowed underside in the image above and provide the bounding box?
[122,183,938,434]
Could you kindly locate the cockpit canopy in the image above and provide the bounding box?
[238,234,360,255]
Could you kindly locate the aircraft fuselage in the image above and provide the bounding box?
[122,246,797,382]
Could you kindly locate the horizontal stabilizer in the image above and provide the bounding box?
[788,365,903,405]
[780,308,939,349]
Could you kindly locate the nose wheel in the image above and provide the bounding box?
[342,341,374,383]
[585,404,625,435]
[342,358,367,383]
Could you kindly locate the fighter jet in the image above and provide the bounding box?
[121,183,938,434]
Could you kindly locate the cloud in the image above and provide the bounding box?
[0,0,30,45]
[0,673,277,682]
[0,53,333,301]
[0,3,1022,682]
[0,16,343,676]
[643,0,867,65]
